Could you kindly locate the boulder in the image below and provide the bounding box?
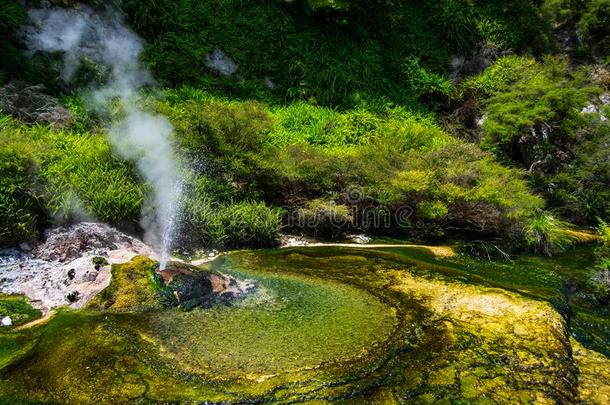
[0,82,74,128]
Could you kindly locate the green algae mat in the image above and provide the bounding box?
[0,247,609,403]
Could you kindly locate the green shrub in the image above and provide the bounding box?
[466,56,608,224]
[294,199,352,238]
[418,200,449,221]
[39,129,145,223]
[455,55,535,100]
[401,57,452,99]
[211,201,283,249]
[0,1,25,31]
[114,0,554,109]
[579,0,610,56]
[162,92,544,242]
[481,57,599,154]
[598,218,610,249]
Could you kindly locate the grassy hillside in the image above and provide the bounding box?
[0,0,608,255]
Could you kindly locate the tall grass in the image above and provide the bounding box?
[524,212,583,256]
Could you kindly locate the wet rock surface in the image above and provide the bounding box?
[87,257,255,313]
[159,262,254,309]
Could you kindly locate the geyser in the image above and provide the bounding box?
[22,6,182,269]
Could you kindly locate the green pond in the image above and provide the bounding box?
[0,245,608,403]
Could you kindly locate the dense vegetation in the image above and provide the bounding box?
[0,0,608,254]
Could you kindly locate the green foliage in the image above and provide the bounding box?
[455,55,536,100]
[401,57,452,99]
[295,199,352,238]
[417,200,449,221]
[0,145,43,245]
[161,89,543,240]
[0,294,41,329]
[524,211,582,255]
[598,218,610,248]
[580,0,610,56]
[544,0,610,57]
[115,0,553,108]
[0,1,25,32]
[546,123,610,223]
[481,57,599,152]
[0,0,26,86]
[41,131,145,223]
[465,56,608,224]
[181,192,282,249]
[212,201,283,248]
[0,115,145,245]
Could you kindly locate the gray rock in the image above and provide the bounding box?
[0,82,74,128]
[1,316,12,327]
[205,49,238,77]
[19,242,33,252]
[82,270,97,282]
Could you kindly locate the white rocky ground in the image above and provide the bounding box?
[0,223,159,314]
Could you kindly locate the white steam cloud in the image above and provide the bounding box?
[23,7,182,269]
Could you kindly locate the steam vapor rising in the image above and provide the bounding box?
[23,7,182,269]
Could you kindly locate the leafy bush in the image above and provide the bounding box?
[213,201,283,248]
[598,218,610,248]
[481,57,599,154]
[294,199,352,238]
[579,0,610,56]
[455,55,536,100]
[0,0,26,85]
[463,56,608,224]
[401,57,452,99]
[161,91,544,241]
[544,0,610,57]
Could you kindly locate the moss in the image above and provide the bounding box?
[87,256,166,312]
[0,294,41,330]
[1,246,608,402]
[572,338,610,404]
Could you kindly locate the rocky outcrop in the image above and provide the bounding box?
[158,261,254,309]
[0,223,157,313]
[0,82,74,128]
[33,222,156,263]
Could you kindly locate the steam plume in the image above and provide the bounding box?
[22,7,182,269]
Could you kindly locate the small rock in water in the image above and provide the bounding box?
[1,316,12,326]
[67,268,76,280]
[66,291,81,303]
